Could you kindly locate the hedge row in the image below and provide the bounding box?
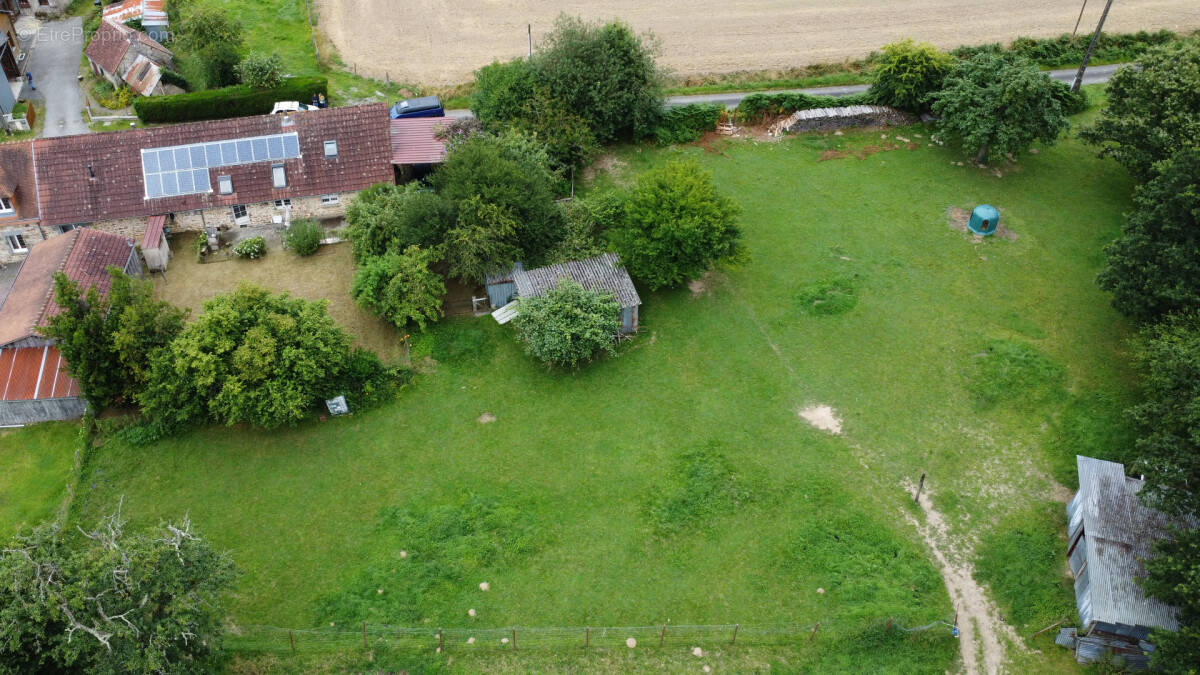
[952,30,1182,68]
[652,103,724,145]
[134,76,328,123]
[735,92,872,124]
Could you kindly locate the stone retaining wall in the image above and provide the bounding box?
[770,105,912,136]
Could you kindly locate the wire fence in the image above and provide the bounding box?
[227,616,957,655]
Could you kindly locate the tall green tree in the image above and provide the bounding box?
[1080,41,1200,182]
[236,52,284,89]
[138,284,353,431]
[177,6,244,88]
[469,58,538,128]
[443,196,521,284]
[350,245,446,331]
[0,511,235,674]
[532,15,665,142]
[515,279,620,368]
[868,39,955,112]
[930,52,1069,164]
[1097,149,1200,323]
[610,160,744,290]
[41,268,185,408]
[345,183,454,262]
[1142,529,1200,671]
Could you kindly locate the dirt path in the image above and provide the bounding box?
[905,484,1023,674]
[314,0,1200,85]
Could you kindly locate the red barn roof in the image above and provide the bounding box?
[0,229,133,348]
[0,345,80,401]
[389,117,451,164]
[142,214,166,250]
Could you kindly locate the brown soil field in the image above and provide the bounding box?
[314,0,1200,86]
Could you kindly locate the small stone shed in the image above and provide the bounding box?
[1061,456,1196,665]
[488,253,642,334]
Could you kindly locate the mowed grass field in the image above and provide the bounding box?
[54,97,1136,671]
[0,423,78,537]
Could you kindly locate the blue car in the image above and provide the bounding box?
[389,96,444,119]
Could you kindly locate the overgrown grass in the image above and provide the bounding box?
[39,93,1137,671]
[0,423,78,536]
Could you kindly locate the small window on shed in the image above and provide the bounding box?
[272,164,287,188]
[323,140,338,158]
[217,175,233,195]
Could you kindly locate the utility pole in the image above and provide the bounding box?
[1072,0,1090,37]
[528,24,532,57]
[1072,0,1114,92]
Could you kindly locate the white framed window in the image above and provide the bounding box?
[217,175,233,195]
[232,204,248,226]
[271,164,287,189]
[273,199,291,209]
[323,140,338,158]
[320,194,340,205]
[0,197,13,215]
[5,232,28,253]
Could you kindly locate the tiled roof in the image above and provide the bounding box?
[34,104,394,227]
[389,117,451,164]
[0,229,133,347]
[513,253,642,309]
[0,345,81,401]
[85,20,133,74]
[0,140,39,222]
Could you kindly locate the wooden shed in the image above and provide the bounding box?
[1061,456,1195,664]
[488,253,642,334]
[141,214,170,271]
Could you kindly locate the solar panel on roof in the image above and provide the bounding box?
[142,133,301,200]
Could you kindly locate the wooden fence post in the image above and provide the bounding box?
[438,629,443,651]
[512,628,517,650]
[809,623,820,643]
[585,627,589,649]
[362,621,367,648]
[914,472,926,503]
[886,617,892,633]
[289,630,295,654]
[731,624,739,645]
[660,625,666,648]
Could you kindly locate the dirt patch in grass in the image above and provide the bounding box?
[477,412,497,424]
[581,154,628,182]
[688,270,724,298]
[798,405,842,434]
[156,233,403,360]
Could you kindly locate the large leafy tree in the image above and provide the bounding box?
[177,5,244,88]
[930,52,1069,164]
[516,279,620,368]
[868,39,955,112]
[1080,41,1200,182]
[1125,314,1200,670]
[350,245,446,331]
[138,284,353,431]
[532,15,664,143]
[0,510,235,674]
[41,268,185,408]
[344,183,454,263]
[1097,149,1200,323]
[432,132,565,264]
[469,58,538,128]
[443,196,521,284]
[610,160,743,290]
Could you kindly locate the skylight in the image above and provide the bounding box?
[141,132,301,199]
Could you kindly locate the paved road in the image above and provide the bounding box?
[446,64,1124,118]
[28,17,89,137]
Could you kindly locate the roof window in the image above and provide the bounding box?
[217,175,233,195]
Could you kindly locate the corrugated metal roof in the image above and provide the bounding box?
[512,253,641,309]
[1071,456,1187,633]
[142,214,166,251]
[389,117,451,164]
[122,54,163,97]
[0,346,80,401]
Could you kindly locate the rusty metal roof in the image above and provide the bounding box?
[142,214,166,250]
[389,117,451,164]
[0,345,80,401]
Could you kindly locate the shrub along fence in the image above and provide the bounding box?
[134,76,328,124]
[227,617,956,654]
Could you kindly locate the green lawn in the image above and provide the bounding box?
[2,92,1126,671]
[0,423,78,537]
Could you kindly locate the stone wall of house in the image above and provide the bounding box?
[89,191,359,241]
[0,221,48,265]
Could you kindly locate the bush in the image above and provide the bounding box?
[952,30,1179,68]
[610,160,744,290]
[158,69,191,91]
[515,279,620,368]
[133,76,328,123]
[320,347,410,412]
[285,219,323,256]
[236,52,285,89]
[470,58,538,127]
[510,88,599,170]
[350,245,445,331]
[736,91,872,124]
[930,52,1069,164]
[345,182,454,262]
[868,39,955,112]
[652,103,723,145]
[233,236,266,259]
[1080,40,1200,182]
